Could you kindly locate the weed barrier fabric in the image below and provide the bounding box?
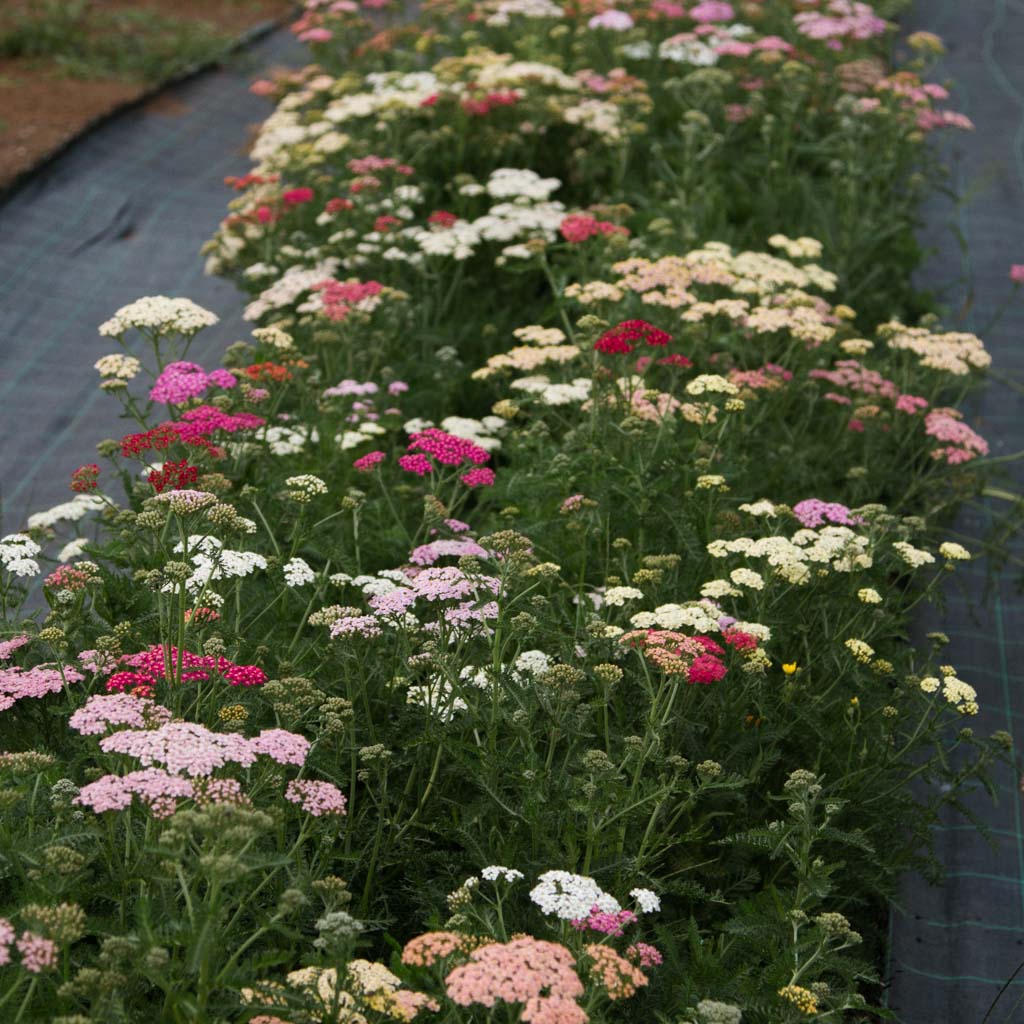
[885,1,1024,1020]
[0,29,305,534]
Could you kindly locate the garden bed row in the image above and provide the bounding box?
[0,1,1009,1021]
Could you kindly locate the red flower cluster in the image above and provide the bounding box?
[325,197,354,214]
[559,214,630,244]
[70,463,100,493]
[243,361,293,383]
[594,320,673,354]
[120,424,180,458]
[282,187,315,205]
[106,645,267,697]
[148,460,199,494]
[374,215,402,233]
[223,172,278,191]
[120,409,265,459]
[428,210,459,228]
[461,89,521,116]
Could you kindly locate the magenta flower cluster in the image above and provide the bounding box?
[792,499,863,529]
[149,361,237,405]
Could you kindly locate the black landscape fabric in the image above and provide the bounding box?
[884,1,1024,1022]
[0,28,305,532]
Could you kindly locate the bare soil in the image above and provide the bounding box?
[0,0,294,190]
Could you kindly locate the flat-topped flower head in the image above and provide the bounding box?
[99,296,218,338]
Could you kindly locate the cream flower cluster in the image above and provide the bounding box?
[99,296,218,338]
[880,320,991,375]
[707,526,874,586]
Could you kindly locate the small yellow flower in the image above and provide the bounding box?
[850,696,860,707]
[782,662,798,676]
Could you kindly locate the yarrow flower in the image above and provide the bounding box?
[354,450,387,471]
[149,362,236,405]
[594,320,672,355]
[70,464,101,493]
[530,870,620,919]
[99,296,218,338]
[283,558,317,587]
[285,779,348,816]
[0,664,84,711]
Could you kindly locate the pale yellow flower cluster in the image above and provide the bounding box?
[562,280,626,304]
[707,526,874,587]
[767,233,824,259]
[919,669,979,715]
[880,320,991,375]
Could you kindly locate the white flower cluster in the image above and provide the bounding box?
[481,0,564,26]
[336,421,387,451]
[170,535,268,595]
[259,425,320,456]
[285,474,329,497]
[99,296,218,338]
[438,415,506,453]
[629,887,661,913]
[284,558,317,587]
[529,870,620,919]
[629,601,721,633]
[510,375,592,406]
[561,98,624,141]
[407,676,468,721]
[0,534,41,578]
[27,494,106,530]
[243,260,342,321]
[604,585,644,607]
[480,865,526,882]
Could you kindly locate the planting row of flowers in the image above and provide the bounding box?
[0,1,1011,1021]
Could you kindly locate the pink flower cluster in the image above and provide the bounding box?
[794,0,887,41]
[409,538,490,566]
[792,498,863,529]
[370,566,500,613]
[0,635,30,661]
[689,1,733,22]
[924,408,990,464]
[354,450,387,472]
[0,664,83,712]
[284,778,348,816]
[105,645,267,696]
[729,362,792,391]
[313,278,384,321]
[571,905,638,937]
[69,693,173,735]
[97,721,310,775]
[626,943,663,968]
[12,930,59,974]
[149,361,237,405]
[173,405,266,444]
[399,428,496,487]
[76,767,196,818]
[444,937,587,1024]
